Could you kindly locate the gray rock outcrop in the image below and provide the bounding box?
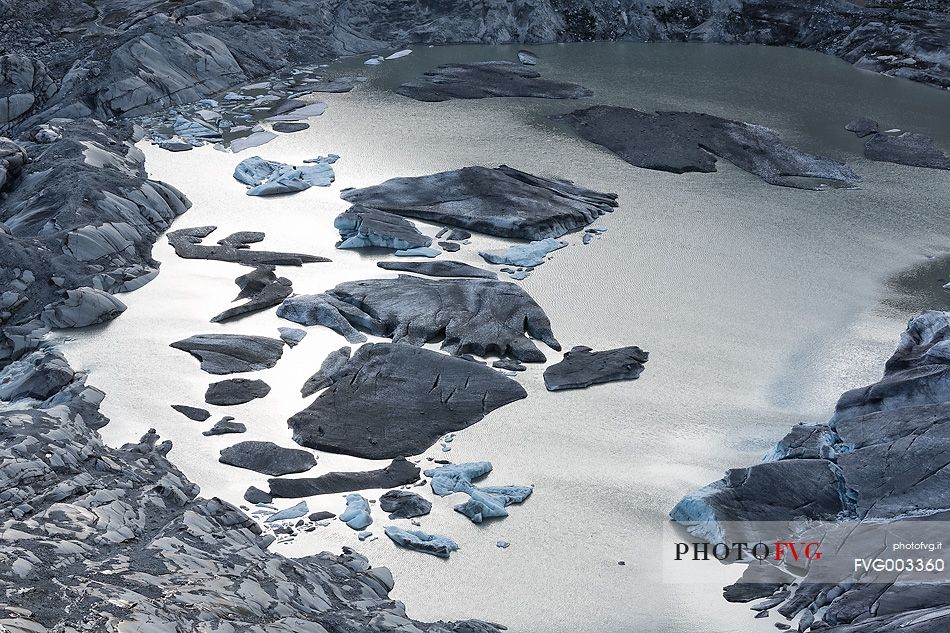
[170,334,285,374]
[340,165,618,240]
[288,343,528,459]
[555,106,861,189]
[278,275,560,362]
[396,61,592,101]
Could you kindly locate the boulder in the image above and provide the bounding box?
[171,404,211,421]
[167,226,329,265]
[396,61,591,102]
[277,275,559,362]
[379,490,432,519]
[340,165,618,240]
[204,378,271,406]
[377,260,497,279]
[288,344,527,459]
[268,457,420,498]
[555,106,861,190]
[170,334,284,374]
[218,440,317,476]
[543,345,649,391]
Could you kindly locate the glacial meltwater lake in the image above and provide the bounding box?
[56,43,949,632]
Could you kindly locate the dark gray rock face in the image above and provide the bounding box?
[211,270,293,323]
[288,343,528,459]
[301,346,352,397]
[244,485,273,504]
[0,352,493,633]
[543,345,649,391]
[279,275,560,362]
[335,205,432,250]
[377,260,497,279]
[219,440,317,476]
[272,122,310,133]
[204,378,272,406]
[0,349,73,401]
[380,489,433,519]
[845,117,880,138]
[863,132,950,170]
[672,310,950,630]
[167,226,330,266]
[555,106,860,189]
[170,404,210,421]
[396,61,592,101]
[340,165,618,240]
[170,334,284,374]
[268,457,421,498]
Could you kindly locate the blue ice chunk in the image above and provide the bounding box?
[265,500,308,522]
[384,526,459,558]
[479,238,567,267]
[394,246,440,258]
[340,493,372,530]
[454,485,533,523]
[423,461,493,496]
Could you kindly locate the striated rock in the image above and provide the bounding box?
[384,526,459,558]
[167,226,330,266]
[40,287,127,329]
[171,404,211,421]
[396,61,592,102]
[863,131,950,170]
[278,275,560,362]
[170,334,284,374]
[288,343,527,459]
[380,490,432,519]
[219,440,317,476]
[480,237,567,267]
[378,260,497,279]
[340,165,618,240]
[204,378,271,406]
[555,106,861,190]
[335,205,432,251]
[543,345,649,391]
[211,272,292,323]
[269,457,421,498]
[340,494,372,530]
[301,345,352,397]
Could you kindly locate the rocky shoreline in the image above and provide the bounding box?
[671,310,950,631]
